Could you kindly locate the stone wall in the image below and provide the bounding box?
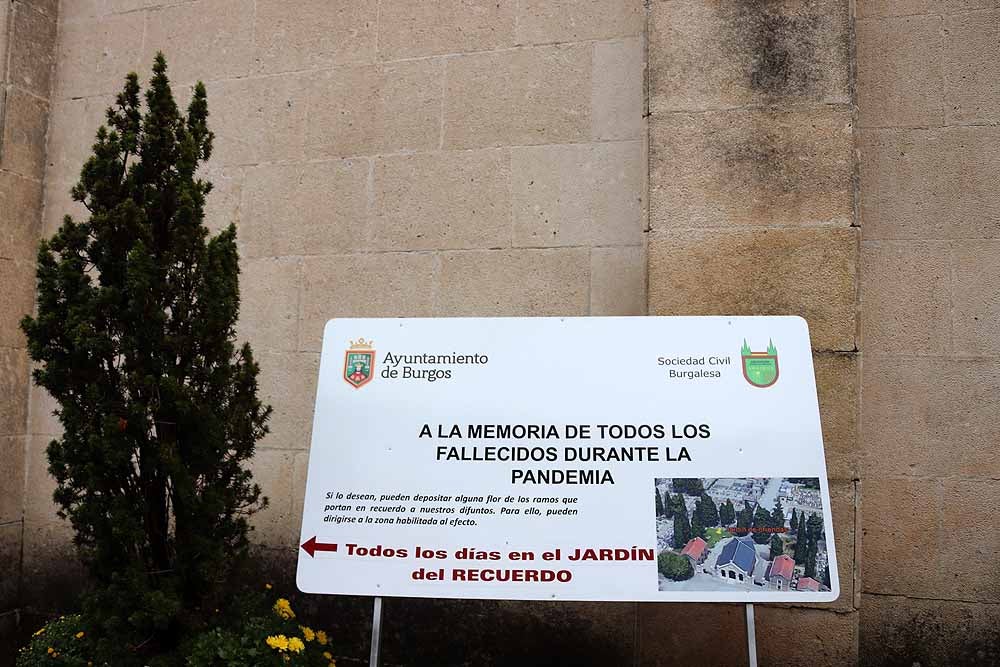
[5,0,1000,664]
[17,0,649,662]
[0,0,57,651]
[857,3,1000,664]
[644,1,859,663]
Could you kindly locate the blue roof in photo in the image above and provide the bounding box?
[717,537,757,573]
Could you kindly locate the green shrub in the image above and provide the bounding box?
[16,615,92,667]
[657,550,694,581]
[17,588,341,667]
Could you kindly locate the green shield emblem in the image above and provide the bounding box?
[741,339,779,388]
[344,344,375,389]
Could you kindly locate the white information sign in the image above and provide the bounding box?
[296,316,838,603]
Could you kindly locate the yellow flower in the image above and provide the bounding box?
[33,627,45,637]
[300,626,315,642]
[273,598,296,620]
[329,661,337,667]
[47,647,54,655]
[266,634,290,651]
[323,651,333,660]
[265,583,273,590]
[75,631,85,639]
[288,637,305,653]
[315,629,328,645]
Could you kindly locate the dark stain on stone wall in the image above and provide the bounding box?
[724,0,831,102]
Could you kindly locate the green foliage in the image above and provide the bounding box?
[654,487,664,517]
[672,478,704,496]
[767,339,777,355]
[17,591,342,667]
[671,494,691,549]
[694,492,719,528]
[657,550,694,582]
[19,54,270,663]
[789,508,798,534]
[769,534,784,561]
[741,339,751,356]
[184,589,337,667]
[719,498,735,526]
[16,615,92,667]
[751,505,772,544]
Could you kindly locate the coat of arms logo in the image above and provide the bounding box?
[741,339,779,388]
[344,338,375,389]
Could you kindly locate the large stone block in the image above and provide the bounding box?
[638,603,748,666]
[372,149,510,251]
[28,386,60,437]
[299,253,438,351]
[590,246,645,316]
[592,37,645,142]
[305,59,442,158]
[22,0,56,18]
[649,108,853,229]
[41,177,86,238]
[143,0,254,85]
[201,166,243,235]
[861,357,1000,479]
[8,3,56,99]
[756,607,857,665]
[254,0,376,73]
[0,259,34,349]
[0,437,25,524]
[436,248,590,316]
[937,479,1000,602]
[860,241,951,355]
[857,15,943,128]
[208,74,309,167]
[814,352,858,481]
[855,0,934,17]
[43,97,108,189]
[20,519,83,611]
[860,478,941,598]
[236,257,301,354]
[256,351,320,450]
[0,171,43,261]
[378,0,515,60]
[23,435,57,524]
[512,141,644,248]
[649,0,850,113]
[0,1,8,83]
[944,10,1000,125]
[0,348,29,437]
[1,87,48,181]
[0,522,21,611]
[240,160,368,257]
[247,448,298,549]
[648,228,857,351]
[953,240,1000,356]
[860,593,1000,666]
[443,44,592,149]
[53,13,144,100]
[516,0,644,45]
[859,127,1000,240]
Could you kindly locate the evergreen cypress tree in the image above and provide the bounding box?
[20,54,270,661]
[672,495,692,549]
[699,492,719,527]
[751,505,772,544]
[789,507,798,534]
[655,487,665,517]
[769,534,783,560]
[804,533,818,578]
[719,498,735,526]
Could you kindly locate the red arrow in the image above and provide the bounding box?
[301,536,338,558]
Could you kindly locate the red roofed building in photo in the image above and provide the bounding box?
[767,554,795,591]
[680,537,708,566]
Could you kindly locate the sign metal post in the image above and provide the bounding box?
[369,596,383,667]
[746,603,758,667]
